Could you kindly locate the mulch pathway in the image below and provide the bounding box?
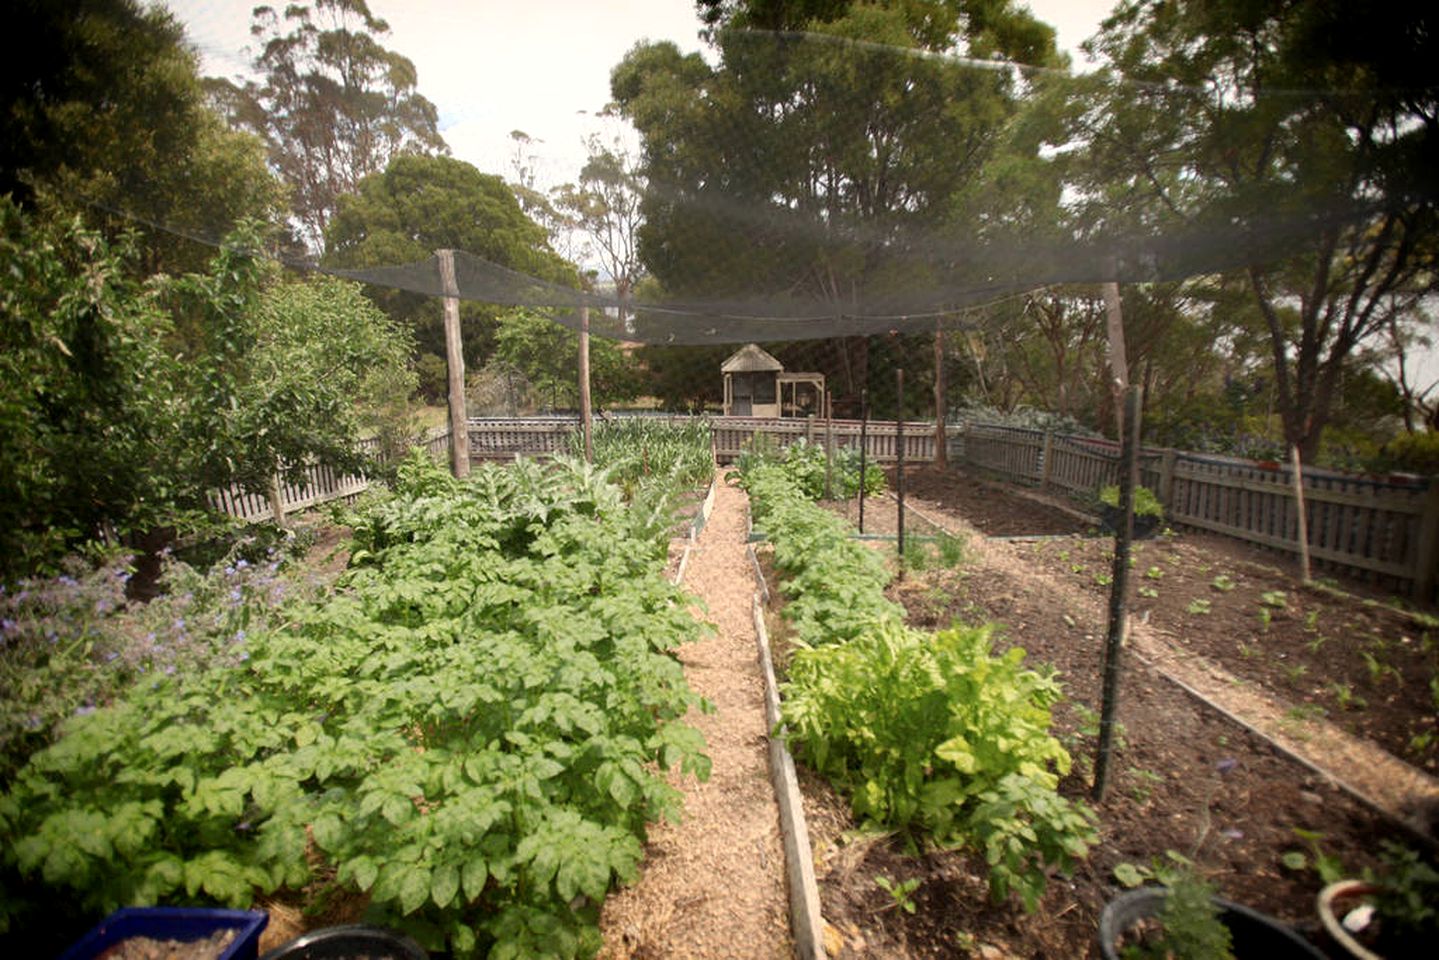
[598,473,792,959]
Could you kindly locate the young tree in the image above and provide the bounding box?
[223,0,447,250]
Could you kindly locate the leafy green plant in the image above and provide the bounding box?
[1187,599,1211,615]
[935,532,967,568]
[1260,590,1288,610]
[1144,566,1164,581]
[1137,586,1159,599]
[1282,828,1346,884]
[0,455,711,957]
[1363,842,1439,947]
[1210,574,1236,592]
[1118,871,1234,960]
[783,621,1095,912]
[1098,485,1165,519]
[874,875,921,914]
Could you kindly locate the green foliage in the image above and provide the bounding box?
[1119,872,1234,960]
[0,456,709,956]
[1098,485,1164,519]
[220,0,447,249]
[874,875,920,914]
[745,465,902,645]
[1365,842,1439,943]
[568,419,714,497]
[3,0,282,274]
[323,155,575,367]
[0,202,416,579]
[1369,432,1439,476]
[738,438,886,502]
[745,455,1093,912]
[492,310,641,411]
[782,621,1095,911]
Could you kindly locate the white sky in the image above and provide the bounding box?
[166,0,1113,187]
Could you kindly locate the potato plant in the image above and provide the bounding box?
[0,454,709,958]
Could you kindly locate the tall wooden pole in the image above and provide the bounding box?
[579,305,593,463]
[1290,444,1311,583]
[934,321,947,469]
[436,249,469,478]
[896,369,906,577]
[1102,280,1129,439]
[858,389,869,534]
[1093,386,1142,803]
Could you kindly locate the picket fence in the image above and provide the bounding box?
[211,414,1438,601]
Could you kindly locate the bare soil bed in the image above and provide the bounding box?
[767,465,1437,959]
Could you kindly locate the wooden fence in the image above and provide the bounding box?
[209,426,452,524]
[213,414,1439,601]
[952,422,1439,601]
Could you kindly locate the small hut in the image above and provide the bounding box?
[721,343,826,418]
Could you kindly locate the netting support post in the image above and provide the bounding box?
[579,305,592,464]
[436,249,470,479]
[896,369,906,579]
[1290,444,1311,584]
[858,389,869,534]
[1093,385,1142,803]
[933,321,947,469]
[823,392,834,500]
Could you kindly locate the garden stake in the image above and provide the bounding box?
[859,389,869,533]
[1290,444,1311,583]
[897,369,906,579]
[1093,386,1141,803]
[824,390,834,500]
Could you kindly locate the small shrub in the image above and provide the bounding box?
[1099,484,1164,519]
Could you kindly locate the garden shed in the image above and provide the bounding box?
[721,343,826,418]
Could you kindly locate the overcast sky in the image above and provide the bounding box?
[167,0,1114,186]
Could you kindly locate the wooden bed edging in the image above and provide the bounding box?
[750,581,827,959]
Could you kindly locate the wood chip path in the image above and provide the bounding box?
[598,473,793,959]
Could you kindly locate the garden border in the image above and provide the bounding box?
[749,584,827,960]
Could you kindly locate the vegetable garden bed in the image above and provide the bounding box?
[748,460,1434,958]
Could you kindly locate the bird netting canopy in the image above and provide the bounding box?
[125,25,1429,345]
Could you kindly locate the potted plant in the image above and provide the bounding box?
[1101,874,1326,959]
[59,907,269,960]
[1317,841,1439,959]
[1097,484,1165,540]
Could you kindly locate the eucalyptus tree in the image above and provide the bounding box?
[1077,0,1438,461]
[220,0,447,250]
[613,0,1060,406]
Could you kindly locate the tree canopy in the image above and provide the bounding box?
[323,153,578,368]
[2,0,283,273]
[214,0,448,250]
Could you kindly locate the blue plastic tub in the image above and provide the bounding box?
[59,907,269,960]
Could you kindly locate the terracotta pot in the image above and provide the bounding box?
[1317,880,1384,960]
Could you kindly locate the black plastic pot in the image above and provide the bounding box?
[1098,504,1161,540]
[259,924,427,960]
[1099,887,1326,959]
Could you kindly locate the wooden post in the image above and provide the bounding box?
[1102,280,1129,439]
[436,249,470,479]
[1093,386,1142,803]
[823,392,834,500]
[1040,431,1054,489]
[933,321,947,469]
[1158,448,1178,510]
[896,369,906,578]
[858,389,869,534]
[579,305,592,463]
[1289,445,1311,584]
[1415,483,1439,601]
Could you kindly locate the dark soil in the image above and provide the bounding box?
[772,465,1436,959]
